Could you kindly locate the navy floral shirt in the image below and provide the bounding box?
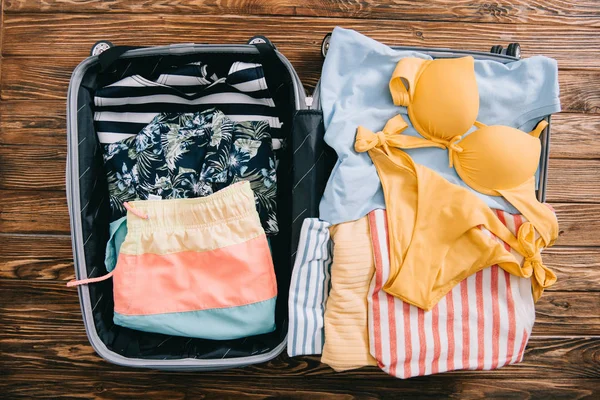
[102,108,278,234]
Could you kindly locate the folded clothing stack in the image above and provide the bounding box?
[288,27,559,379]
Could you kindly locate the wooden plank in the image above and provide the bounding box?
[559,70,600,114]
[550,113,600,159]
[0,233,73,280]
[553,203,600,247]
[1,301,599,379]
[0,57,78,100]
[545,159,600,204]
[2,56,599,113]
[1,280,598,340]
[0,101,67,146]
[533,292,600,336]
[0,192,595,244]
[543,247,600,292]
[0,190,69,234]
[2,14,600,69]
[0,145,66,190]
[4,0,600,27]
[0,372,599,400]
[0,0,4,57]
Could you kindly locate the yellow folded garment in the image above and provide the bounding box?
[321,216,377,371]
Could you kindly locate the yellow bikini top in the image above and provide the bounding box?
[363,56,558,247]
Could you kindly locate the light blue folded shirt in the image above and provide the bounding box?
[319,27,561,225]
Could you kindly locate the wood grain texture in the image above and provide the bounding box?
[553,203,600,247]
[543,247,600,292]
[0,233,73,280]
[1,373,600,400]
[2,361,600,400]
[4,0,600,27]
[532,292,600,336]
[1,280,598,342]
[0,145,66,190]
[2,57,599,113]
[1,300,599,378]
[0,101,67,146]
[0,57,78,100]
[550,113,600,159]
[559,70,600,114]
[545,159,600,203]
[2,14,600,69]
[0,190,69,234]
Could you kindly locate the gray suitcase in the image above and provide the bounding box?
[66,36,551,370]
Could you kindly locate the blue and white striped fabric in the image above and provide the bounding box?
[288,218,332,356]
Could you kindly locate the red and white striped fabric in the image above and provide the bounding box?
[367,209,536,379]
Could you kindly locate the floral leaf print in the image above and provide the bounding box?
[146,174,174,197]
[176,171,213,197]
[116,162,138,194]
[233,138,262,159]
[132,147,162,181]
[106,169,136,217]
[209,121,223,147]
[177,113,198,130]
[252,121,271,142]
[102,142,128,161]
[249,172,277,209]
[228,145,252,176]
[221,120,278,234]
[178,166,198,175]
[208,111,233,147]
[191,109,214,128]
[103,110,223,221]
[171,166,197,188]
[234,120,270,141]
[260,166,277,189]
[230,170,278,234]
[161,124,196,171]
[211,149,232,174]
[201,113,234,183]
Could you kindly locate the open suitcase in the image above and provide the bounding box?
[66,34,551,370]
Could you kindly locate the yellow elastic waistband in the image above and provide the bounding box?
[125,181,257,232]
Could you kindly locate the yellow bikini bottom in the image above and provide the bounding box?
[359,142,556,311]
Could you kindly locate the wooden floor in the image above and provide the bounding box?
[1,1,599,398]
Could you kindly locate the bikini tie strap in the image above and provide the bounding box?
[517,222,557,300]
[355,114,410,152]
[376,131,388,147]
[529,120,549,139]
[445,136,464,168]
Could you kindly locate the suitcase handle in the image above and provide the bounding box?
[97,45,145,72]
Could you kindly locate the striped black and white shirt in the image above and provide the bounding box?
[94,62,283,144]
